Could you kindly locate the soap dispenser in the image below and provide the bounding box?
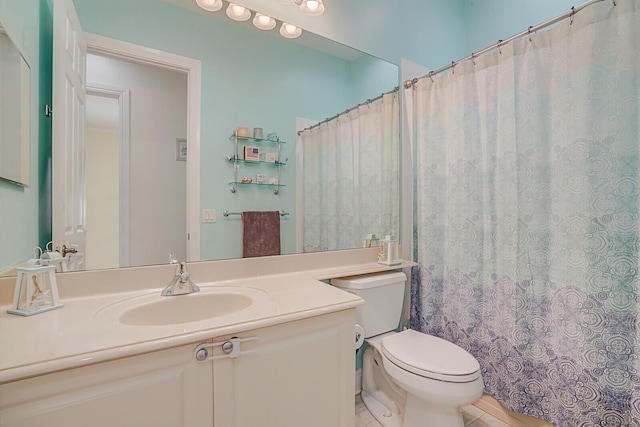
[378,234,400,265]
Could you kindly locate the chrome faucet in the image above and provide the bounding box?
[162,254,200,296]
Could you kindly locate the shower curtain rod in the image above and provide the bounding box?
[297,86,399,135]
[403,0,611,89]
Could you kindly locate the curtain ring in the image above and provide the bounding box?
[570,6,575,25]
[612,0,616,5]
[527,26,535,42]
[450,61,455,74]
[497,40,503,55]
[471,52,476,66]
[428,72,434,83]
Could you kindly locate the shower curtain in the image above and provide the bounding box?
[410,1,639,426]
[299,91,400,252]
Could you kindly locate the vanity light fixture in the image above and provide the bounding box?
[253,13,277,31]
[226,3,251,21]
[299,0,324,16]
[196,0,223,11]
[280,0,325,16]
[279,22,302,39]
[195,0,318,39]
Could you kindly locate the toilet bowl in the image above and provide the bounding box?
[331,272,484,427]
[362,331,484,427]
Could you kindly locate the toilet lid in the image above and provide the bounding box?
[381,329,481,383]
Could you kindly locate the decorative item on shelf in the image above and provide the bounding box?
[241,177,253,183]
[256,174,267,184]
[7,262,64,316]
[266,132,279,141]
[378,234,401,265]
[237,127,250,139]
[260,152,276,163]
[253,127,263,139]
[244,146,260,161]
[363,234,380,248]
[268,177,279,185]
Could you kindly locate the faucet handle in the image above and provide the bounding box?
[178,262,190,283]
[169,252,180,264]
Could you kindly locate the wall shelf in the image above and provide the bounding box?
[228,131,285,195]
[226,156,287,166]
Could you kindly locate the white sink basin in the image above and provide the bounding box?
[96,286,269,326]
[120,292,253,326]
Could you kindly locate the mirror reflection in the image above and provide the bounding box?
[2,0,400,274]
[0,25,30,188]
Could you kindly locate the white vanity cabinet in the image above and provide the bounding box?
[0,343,213,427]
[211,310,356,427]
[0,309,355,427]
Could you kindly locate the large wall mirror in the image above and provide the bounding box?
[6,0,400,274]
[0,24,30,188]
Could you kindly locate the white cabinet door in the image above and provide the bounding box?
[0,343,213,427]
[212,310,356,427]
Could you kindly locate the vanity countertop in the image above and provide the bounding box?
[0,249,415,384]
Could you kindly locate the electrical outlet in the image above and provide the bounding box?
[202,209,216,223]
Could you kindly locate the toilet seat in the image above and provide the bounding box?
[381,330,481,383]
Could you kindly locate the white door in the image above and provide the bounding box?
[52,0,87,268]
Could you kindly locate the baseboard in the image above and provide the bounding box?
[473,394,555,427]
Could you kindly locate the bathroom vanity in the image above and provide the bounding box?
[0,248,415,427]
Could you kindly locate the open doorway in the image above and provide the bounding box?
[85,52,188,268]
[85,88,124,269]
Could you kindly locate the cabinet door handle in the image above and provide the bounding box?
[194,336,259,362]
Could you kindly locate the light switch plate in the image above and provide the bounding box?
[202,209,216,223]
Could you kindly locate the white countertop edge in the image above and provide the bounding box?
[0,299,361,384]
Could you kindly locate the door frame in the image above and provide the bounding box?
[83,33,202,262]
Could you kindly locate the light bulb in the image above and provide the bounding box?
[195,0,222,12]
[253,13,276,31]
[279,22,302,39]
[226,3,251,21]
[300,0,324,16]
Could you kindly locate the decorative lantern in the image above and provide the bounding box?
[7,265,64,316]
[378,235,401,266]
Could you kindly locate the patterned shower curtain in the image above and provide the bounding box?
[299,91,399,252]
[410,1,639,426]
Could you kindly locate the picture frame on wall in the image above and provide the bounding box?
[176,138,187,161]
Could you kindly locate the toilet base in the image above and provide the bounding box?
[404,393,464,427]
[361,343,480,427]
[361,391,402,427]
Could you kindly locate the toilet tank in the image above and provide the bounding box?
[331,272,407,338]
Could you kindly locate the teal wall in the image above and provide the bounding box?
[233,0,470,70]
[0,0,51,271]
[464,0,577,54]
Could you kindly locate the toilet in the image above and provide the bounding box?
[331,272,484,427]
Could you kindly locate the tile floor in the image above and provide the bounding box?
[355,394,511,427]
